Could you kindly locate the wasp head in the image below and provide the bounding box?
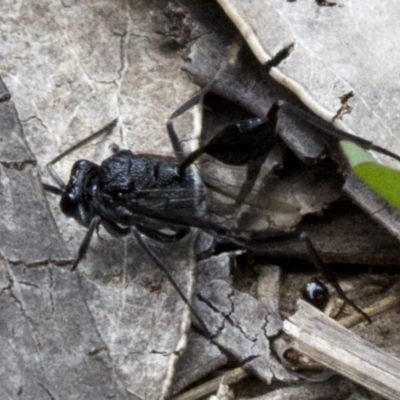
[60,160,99,228]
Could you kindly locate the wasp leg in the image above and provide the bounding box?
[133,230,210,336]
[71,216,101,271]
[166,81,215,162]
[136,225,190,243]
[299,231,371,323]
[236,230,371,322]
[180,102,281,206]
[235,158,265,206]
[72,218,131,272]
[276,100,400,163]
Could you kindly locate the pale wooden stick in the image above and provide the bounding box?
[173,367,248,400]
[284,300,400,399]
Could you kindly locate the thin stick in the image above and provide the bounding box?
[172,367,247,400]
[339,291,400,328]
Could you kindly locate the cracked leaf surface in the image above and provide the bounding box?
[0,1,199,398]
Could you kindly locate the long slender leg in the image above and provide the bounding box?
[167,81,215,162]
[133,230,210,335]
[277,100,400,163]
[112,199,369,320]
[46,118,118,189]
[226,229,371,322]
[71,216,101,271]
[167,61,229,161]
[298,232,371,322]
[179,102,281,206]
[235,159,265,206]
[177,145,207,173]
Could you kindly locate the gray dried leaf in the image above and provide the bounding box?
[214,0,400,238]
[216,0,400,168]
[194,279,295,384]
[0,1,201,399]
[171,330,228,396]
[183,1,400,264]
[0,260,138,399]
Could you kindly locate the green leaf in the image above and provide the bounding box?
[340,141,400,210]
[353,162,400,209]
[340,140,376,167]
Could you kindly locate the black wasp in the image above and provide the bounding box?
[43,80,400,324]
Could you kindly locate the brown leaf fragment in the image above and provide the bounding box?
[258,200,400,265]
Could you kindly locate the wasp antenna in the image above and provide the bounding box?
[43,183,64,196]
